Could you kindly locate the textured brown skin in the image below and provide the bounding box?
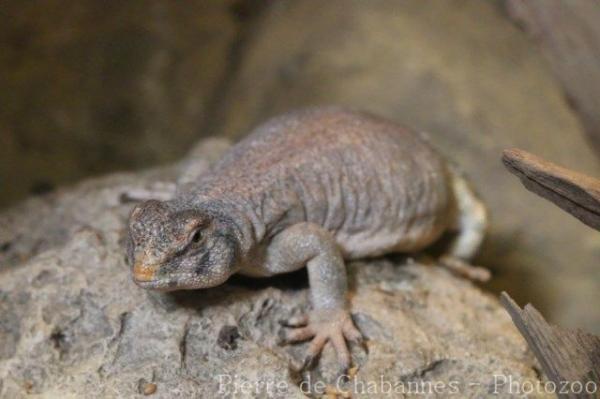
[127,107,465,371]
[182,107,452,262]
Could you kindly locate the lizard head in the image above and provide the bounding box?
[126,200,239,291]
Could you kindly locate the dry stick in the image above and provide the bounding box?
[501,148,600,397]
[500,293,600,399]
[502,148,600,231]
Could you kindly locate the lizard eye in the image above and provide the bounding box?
[191,230,202,244]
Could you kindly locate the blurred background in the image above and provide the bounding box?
[1,0,599,332]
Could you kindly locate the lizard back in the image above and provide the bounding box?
[187,107,454,259]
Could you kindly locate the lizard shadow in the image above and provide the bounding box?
[228,268,310,291]
[162,268,311,312]
[164,258,425,317]
[161,252,424,312]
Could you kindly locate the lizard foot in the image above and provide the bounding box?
[279,308,364,373]
[439,255,491,282]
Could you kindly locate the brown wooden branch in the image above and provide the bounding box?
[502,148,600,231]
[500,292,600,399]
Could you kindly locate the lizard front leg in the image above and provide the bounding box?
[265,223,363,372]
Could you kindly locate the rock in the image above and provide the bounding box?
[211,0,600,332]
[0,139,543,398]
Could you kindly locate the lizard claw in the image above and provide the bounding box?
[439,255,491,282]
[337,368,350,383]
[279,308,364,373]
[301,354,318,371]
[350,335,369,354]
[277,328,287,346]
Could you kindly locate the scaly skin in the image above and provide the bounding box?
[127,106,486,372]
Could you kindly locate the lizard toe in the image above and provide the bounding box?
[331,332,351,375]
[280,326,315,344]
[278,314,309,327]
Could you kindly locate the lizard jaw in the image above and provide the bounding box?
[133,277,179,291]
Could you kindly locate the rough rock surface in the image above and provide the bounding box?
[211,0,600,332]
[0,140,546,398]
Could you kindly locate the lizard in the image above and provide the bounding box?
[126,106,488,372]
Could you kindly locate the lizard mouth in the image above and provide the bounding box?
[133,277,179,291]
[131,261,176,290]
[133,261,158,282]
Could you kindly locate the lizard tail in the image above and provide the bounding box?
[446,170,488,261]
